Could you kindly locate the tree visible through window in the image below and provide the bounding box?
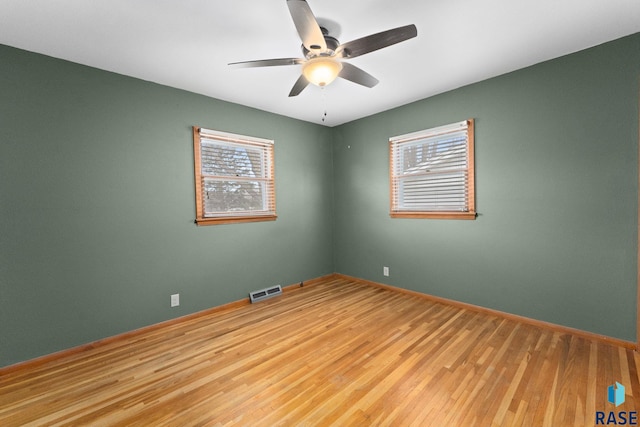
[193,127,276,225]
[390,119,475,219]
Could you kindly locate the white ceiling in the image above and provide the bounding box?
[1,0,639,127]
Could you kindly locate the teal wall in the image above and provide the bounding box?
[333,33,639,342]
[0,44,334,367]
[1,33,638,367]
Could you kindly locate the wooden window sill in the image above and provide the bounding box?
[390,212,477,220]
[195,215,277,226]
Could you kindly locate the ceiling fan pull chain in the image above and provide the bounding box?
[321,87,328,123]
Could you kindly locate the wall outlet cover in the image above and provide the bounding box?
[171,293,180,307]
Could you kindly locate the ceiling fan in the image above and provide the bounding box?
[229,0,417,97]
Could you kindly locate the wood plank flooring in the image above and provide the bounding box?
[1,275,639,426]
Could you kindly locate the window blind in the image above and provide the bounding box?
[390,120,475,217]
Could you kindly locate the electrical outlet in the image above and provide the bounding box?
[383,266,389,277]
[171,293,180,307]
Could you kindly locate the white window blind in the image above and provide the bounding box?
[390,119,475,219]
[194,127,276,225]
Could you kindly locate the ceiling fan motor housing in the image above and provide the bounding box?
[303,28,340,58]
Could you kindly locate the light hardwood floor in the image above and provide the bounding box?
[1,275,639,426]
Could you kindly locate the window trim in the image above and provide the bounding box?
[389,119,476,220]
[193,126,277,226]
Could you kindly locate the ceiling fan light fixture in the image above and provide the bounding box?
[228,0,418,97]
[302,57,343,87]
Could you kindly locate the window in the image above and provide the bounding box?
[390,119,475,219]
[193,127,276,225]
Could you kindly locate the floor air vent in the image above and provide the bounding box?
[249,285,283,304]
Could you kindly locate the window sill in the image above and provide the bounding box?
[390,211,477,220]
[195,215,277,226]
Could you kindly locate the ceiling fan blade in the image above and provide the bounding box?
[338,62,379,88]
[337,24,417,59]
[286,0,327,52]
[289,74,310,97]
[229,58,305,68]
